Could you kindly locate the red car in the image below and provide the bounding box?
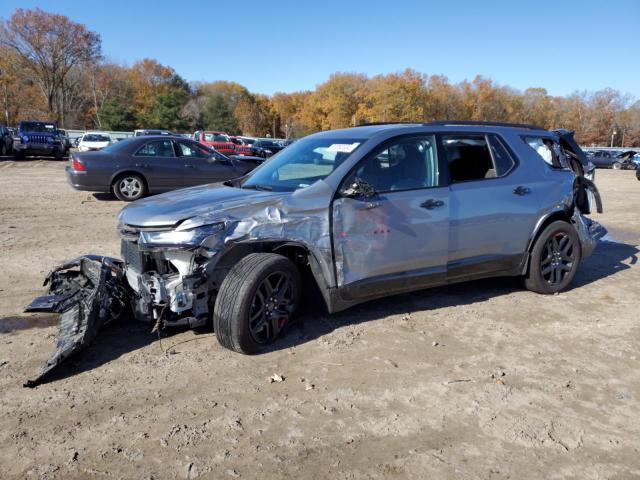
[194,131,236,155]
[230,136,255,156]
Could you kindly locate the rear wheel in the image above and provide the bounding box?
[214,253,300,354]
[524,220,581,294]
[612,161,622,170]
[112,173,147,201]
[0,143,6,156]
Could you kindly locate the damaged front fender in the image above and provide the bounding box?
[24,255,130,388]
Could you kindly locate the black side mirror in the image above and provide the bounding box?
[341,177,376,199]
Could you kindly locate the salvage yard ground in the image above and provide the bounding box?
[1,159,639,479]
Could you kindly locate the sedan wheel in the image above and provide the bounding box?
[612,162,622,170]
[113,174,146,201]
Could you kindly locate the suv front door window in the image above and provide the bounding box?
[332,135,449,291]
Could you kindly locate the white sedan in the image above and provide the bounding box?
[78,132,112,152]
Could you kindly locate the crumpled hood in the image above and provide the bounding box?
[118,183,284,228]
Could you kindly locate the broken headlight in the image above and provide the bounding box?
[138,222,225,249]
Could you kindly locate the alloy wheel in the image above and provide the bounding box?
[540,231,575,285]
[118,177,142,199]
[249,271,295,344]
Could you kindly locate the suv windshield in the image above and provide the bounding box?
[21,122,56,133]
[242,136,364,192]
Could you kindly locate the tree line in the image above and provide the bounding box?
[1,8,638,146]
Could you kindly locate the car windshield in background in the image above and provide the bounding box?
[241,137,364,192]
[256,140,277,148]
[22,122,56,133]
[84,134,110,142]
[204,133,230,142]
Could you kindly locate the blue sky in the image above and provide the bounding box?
[2,0,639,98]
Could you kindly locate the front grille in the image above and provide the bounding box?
[28,135,49,145]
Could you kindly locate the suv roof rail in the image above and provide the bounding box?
[355,120,547,130]
[355,121,422,127]
[423,120,546,130]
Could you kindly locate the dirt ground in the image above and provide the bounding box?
[0,158,639,479]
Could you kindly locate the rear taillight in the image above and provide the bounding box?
[72,157,86,171]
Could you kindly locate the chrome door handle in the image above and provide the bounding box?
[355,201,380,210]
[513,186,531,196]
[420,199,444,209]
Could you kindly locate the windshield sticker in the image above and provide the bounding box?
[327,143,360,153]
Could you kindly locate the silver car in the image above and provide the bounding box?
[115,121,604,353]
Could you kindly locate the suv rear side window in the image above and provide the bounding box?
[442,134,515,182]
[488,135,516,176]
[442,135,493,182]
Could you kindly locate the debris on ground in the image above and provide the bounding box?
[23,255,130,388]
[268,373,285,383]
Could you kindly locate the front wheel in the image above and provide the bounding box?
[214,253,301,354]
[612,162,622,170]
[524,220,581,294]
[112,173,147,201]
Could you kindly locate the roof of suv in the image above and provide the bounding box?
[322,121,548,138]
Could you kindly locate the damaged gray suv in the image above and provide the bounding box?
[113,121,604,353]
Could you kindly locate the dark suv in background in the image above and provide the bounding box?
[13,120,65,160]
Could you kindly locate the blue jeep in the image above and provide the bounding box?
[13,120,65,160]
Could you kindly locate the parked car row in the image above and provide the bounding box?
[586,149,639,169]
[66,135,266,201]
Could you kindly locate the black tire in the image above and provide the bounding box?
[54,148,63,160]
[14,150,24,160]
[524,220,581,294]
[112,173,147,202]
[0,143,6,156]
[214,253,301,354]
[612,161,622,170]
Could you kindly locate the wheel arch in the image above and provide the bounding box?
[211,240,330,311]
[523,209,573,275]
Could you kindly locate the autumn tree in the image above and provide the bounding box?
[0,8,101,126]
[202,93,240,134]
